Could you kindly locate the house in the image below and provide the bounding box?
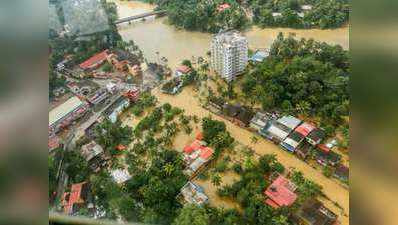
[103,96,130,123]
[280,131,305,153]
[249,50,270,63]
[272,12,282,17]
[281,122,316,152]
[175,65,192,77]
[295,199,339,225]
[277,115,302,131]
[81,141,106,172]
[179,181,209,206]
[208,96,225,111]
[217,3,231,12]
[295,142,312,160]
[123,87,140,102]
[301,5,313,11]
[106,82,117,94]
[306,128,325,146]
[234,106,255,127]
[49,134,62,152]
[264,175,297,208]
[222,103,240,118]
[333,164,349,182]
[250,111,270,131]
[183,139,214,176]
[316,147,341,167]
[111,169,132,184]
[61,182,91,215]
[79,50,110,70]
[87,88,109,106]
[260,120,291,144]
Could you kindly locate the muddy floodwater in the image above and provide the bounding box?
[113,1,349,224]
[112,0,349,69]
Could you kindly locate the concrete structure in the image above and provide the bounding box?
[179,181,209,206]
[111,169,132,184]
[211,30,248,82]
[183,138,214,176]
[49,96,89,133]
[103,96,130,123]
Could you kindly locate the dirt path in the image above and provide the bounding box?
[152,86,349,225]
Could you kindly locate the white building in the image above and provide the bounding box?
[210,30,248,82]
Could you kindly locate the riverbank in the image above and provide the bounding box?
[112,0,349,70]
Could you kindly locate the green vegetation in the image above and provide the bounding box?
[95,119,133,156]
[242,33,349,130]
[250,0,349,29]
[202,117,235,158]
[160,0,248,33]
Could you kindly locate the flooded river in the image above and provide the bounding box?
[112,0,349,69]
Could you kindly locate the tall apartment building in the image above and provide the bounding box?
[211,30,248,82]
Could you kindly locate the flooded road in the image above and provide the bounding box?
[112,0,349,69]
[113,1,349,224]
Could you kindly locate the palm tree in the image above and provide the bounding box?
[211,173,222,186]
[163,163,175,176]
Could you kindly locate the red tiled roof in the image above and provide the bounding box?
[199,146,213,160]
[264,175,297,208]
[79,50,109,69]
[48,135,60,150]
[183,145,194,154]
[64,182,86,214]
[265,198,280,208]
[176,65,191,74]
[317,144,330,153]
[217,3,231,12]
[196,132,203,141]
[116,144,127,151]
[295,122,316,137]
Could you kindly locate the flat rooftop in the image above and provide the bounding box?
[49,96,84,126]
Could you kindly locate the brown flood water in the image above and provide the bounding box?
[112,0,349,70]
[114,1,349,224]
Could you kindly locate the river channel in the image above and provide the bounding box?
[111,0,349,69]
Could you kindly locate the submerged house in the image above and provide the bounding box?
[250,111,270,132]
[179,181,209,206]
[295,199,339,225]
[316,146,341,167]
[260,120,291,144]
[264,175,297,209]
[222,103,255,127]
[281,122,316,152]
[306,128,325,146]
[334,164,349,182]
[277,115,302,131]
[183,139,214,176]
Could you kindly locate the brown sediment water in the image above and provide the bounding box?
[113,0,348,70]
[151,86,349,225]
[113,1,349,224]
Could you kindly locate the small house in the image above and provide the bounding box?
[250,111,270,132]
[217,3,231,12]
[81,141,106,172]
[208,96,225,111]
[222,103,240,118]
[280,131,305,153]
[295,142,312,160]
[316,147,341,167]
[296,199,339,225]
[183,139,214,176]
[61,182,92,215]
[277,115,302,131]
[103,96,130,123]
[87,88,109,106]
[234,106,255,127]
[264,175,297,208]
[111,169,132,184]
[175,65,192,77]
[333,164,349,182]
[179,181,209,206]
[306,128,325,146]
[249,50,270,63]
[260,120,291,144]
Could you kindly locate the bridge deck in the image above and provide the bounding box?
[115,10,166,24]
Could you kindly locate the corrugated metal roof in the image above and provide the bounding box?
[277,116,301,130]
[49,96,84,126]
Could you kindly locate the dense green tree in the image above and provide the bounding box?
[173,204,210,225]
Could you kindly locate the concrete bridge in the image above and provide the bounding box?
[115,10,167,24]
